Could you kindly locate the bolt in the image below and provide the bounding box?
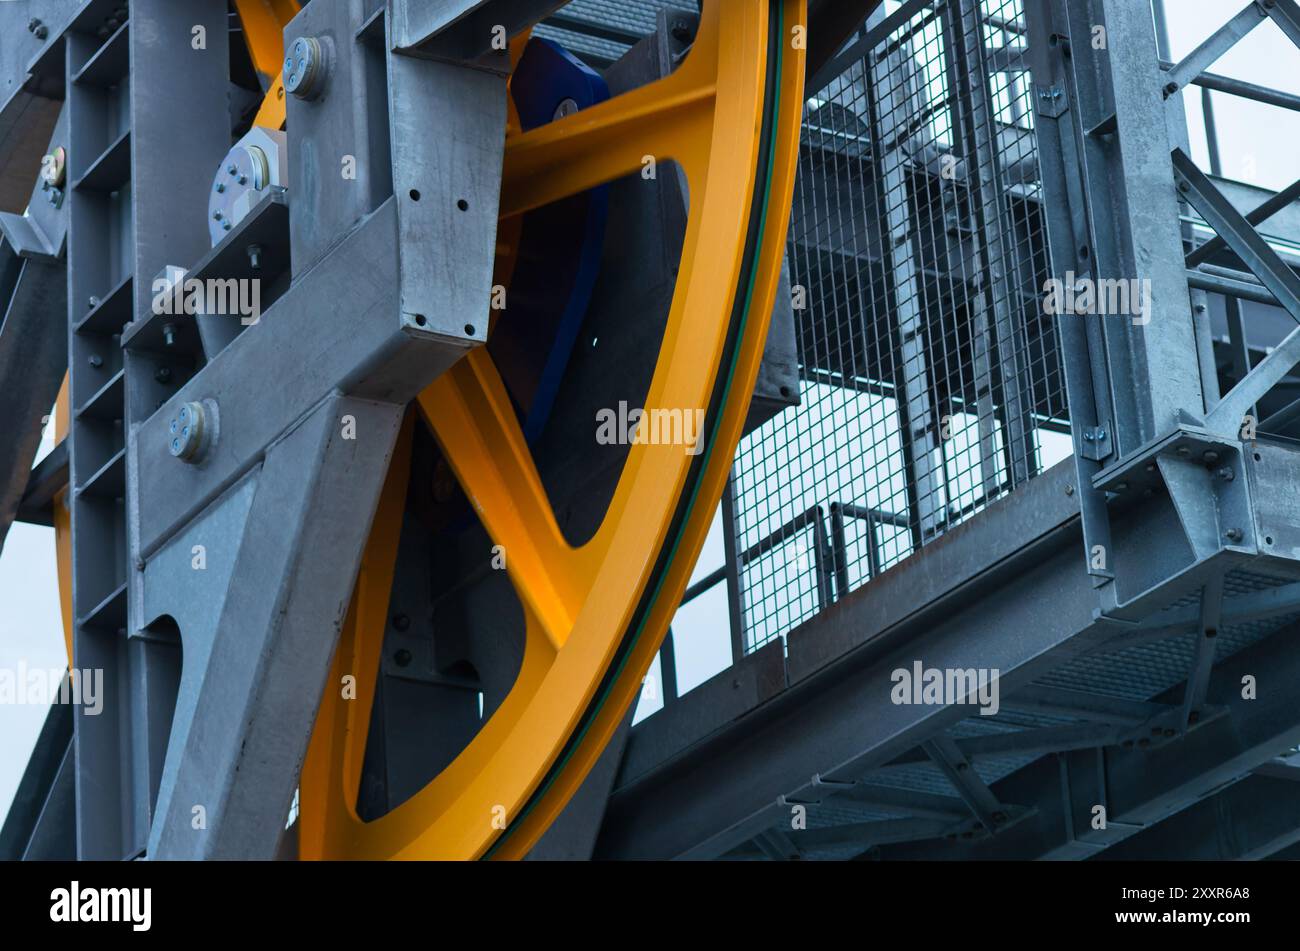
[285,36,327,100]
[167,400,211,463]
[215,182,225,193]
[393,648,412,667]
[237,174,247,185]
[1064,483,1075,496]
[228,164,238,175]
[87,295,100,309]
[392,614,411,632]
[34,24,48,40]
[1165,81,1179,96]
[956,761,969,772]
[1177,179,1190,192]
[27,18,39,32]
[162,323,176,347]
[1177,446,1191,457]
[88,354,103,368]
[670,19,693,43]
[247,244,262,270]
[1203,450,1220,464]
[1224,527,1244,543]
[155,367,172,384]
[213,211,223,221]
[1217,466,1234,481]
[1188,710,1200,724]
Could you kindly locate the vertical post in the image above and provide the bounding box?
[948,0,1040,489]
[1024,0,1115,586]
[721,471,747,662]
[866,7,946,544]
[1063,0,1205,455]
[659,630,679,707]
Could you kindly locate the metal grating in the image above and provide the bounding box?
[732,0,1068,651]
[535,0,686,66]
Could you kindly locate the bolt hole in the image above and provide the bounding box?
[1254,452,1262,461]
[456,198,469,211]
[413,313,427,327]
[779,385,792,398]
[1079,245,1090,260]
[1266,536,1274,545]
[409,189,421,201]
[464,323,476,336]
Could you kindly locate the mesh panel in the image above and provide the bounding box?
[733,0,1067,652]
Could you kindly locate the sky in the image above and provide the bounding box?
[3,0,1300,833]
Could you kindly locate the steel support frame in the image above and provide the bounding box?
[1095,770,1300,861]
[871,615,1300,859]
[597,418,1300,858]
[42,0,506,859]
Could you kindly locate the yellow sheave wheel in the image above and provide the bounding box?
[57,0,807,860]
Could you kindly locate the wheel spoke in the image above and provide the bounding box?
[417,351,586,650]
[500,63,714,218]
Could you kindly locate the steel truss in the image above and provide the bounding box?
[7,0,1300,862]
[595,0,1300,860]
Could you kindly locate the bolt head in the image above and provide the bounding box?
[168,401,211,463]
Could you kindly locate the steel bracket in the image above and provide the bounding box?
[1094,426,1254,562]
[1034,82,1067,118]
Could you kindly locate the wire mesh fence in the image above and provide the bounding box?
[731,0,1071,652]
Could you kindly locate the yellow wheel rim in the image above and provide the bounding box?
[55,0,807,861]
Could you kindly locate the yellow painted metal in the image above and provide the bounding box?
[234,0,301,130]
[299,0,807,860]
[53,376,71,664]
[46,0,805,859]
